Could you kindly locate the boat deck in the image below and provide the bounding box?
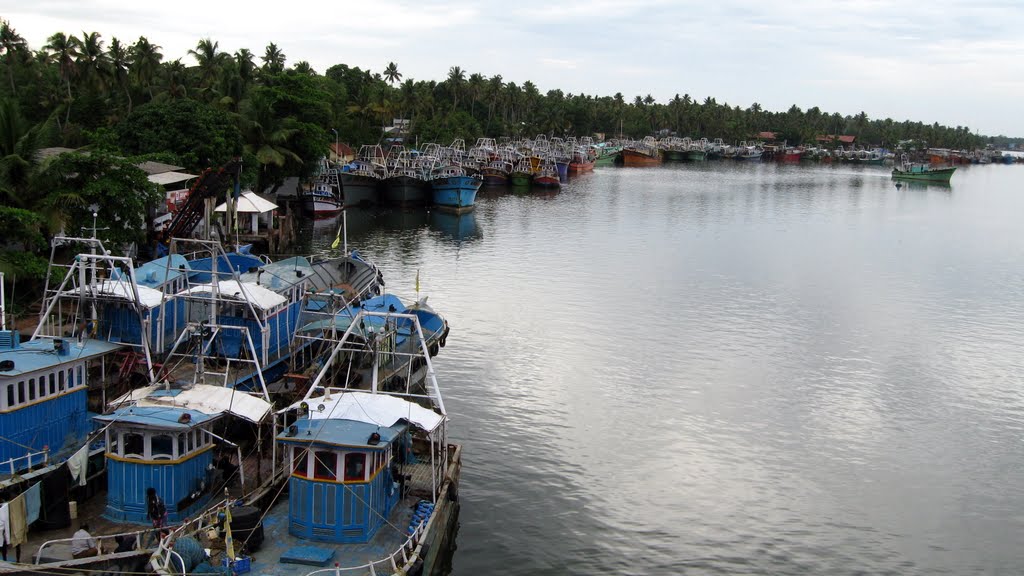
[220,461,437,576]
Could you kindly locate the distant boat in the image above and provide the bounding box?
[341,145,386,207]
[382,149,429,208]
[510,158,533,187]
[431,164,483,213]
[481,158,512,186]
[621,137,662,166]
[568,147,596,173]
[301,159,344,217]
[533,160,561,189]
[891,155,956,182]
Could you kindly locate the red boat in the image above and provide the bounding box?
[569,148,595,173]
[779,148,802,162]
[533,161,561,189]
[621,148,662,166]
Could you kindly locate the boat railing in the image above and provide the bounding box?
[35,525,163,564]
[149,497,235,574]
[0,449,48,477]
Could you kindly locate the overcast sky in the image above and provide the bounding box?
[5,0,1023,136]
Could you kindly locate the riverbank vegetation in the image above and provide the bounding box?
[0,18,1020,284]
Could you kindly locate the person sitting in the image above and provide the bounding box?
[113,534,135,553]
[71,523,100,559]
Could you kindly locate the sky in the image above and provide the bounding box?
[4,0,1024,136]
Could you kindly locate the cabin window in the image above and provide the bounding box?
[57,371,64,392]
[57,373,64,392]
[49,374,55,395]
[151,434,174,459]
[7,384,14,408]
[344,453,366,482]
[313,451,337,481]
[37,378,45,399]
[186,431,195,453]
[77,366,83,387]
[17,381,24,404]
[292,448,309,477]
[123,433,144,458]
[177,434,186,458]
[28,378,35,401]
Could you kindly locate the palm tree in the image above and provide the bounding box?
[162,59,187,100]
[129,36,162,100]
[446,66,465,112]
[383,62,401,86]
[234,48,256,87]
[238,91,302,192]
[0,20,28,95]
[467,72,485,118]
[108,37,131,114]
[261,43,285,75]
[292,61,315,76]
[44,32,80,126]
[76,31,109,93]
[188,38,224,93]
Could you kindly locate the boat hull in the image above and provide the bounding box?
[382,175,429,208]
[662,150,687,162]
[687,150,707,161]
[340,174,380,207]
[510,172,531,187]
[533,175,560,188]
[431,175,482,213]
[555,161,569,179]
[569,160,595,173]
[481,172,509,186]
[891,167,956,182]
[301,197,344,216]
[621,149,662,166]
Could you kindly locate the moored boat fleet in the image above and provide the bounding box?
[0,217,460,574]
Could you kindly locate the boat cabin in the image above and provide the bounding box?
[0,332,121,472]
[278,416,405,543]
[96,384,272,524]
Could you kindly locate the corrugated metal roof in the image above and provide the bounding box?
[282,391,444,432]
[181,280,287,310]
[147,171,199,186]
[76,280,165,308]
[109,384,271,423]
[136,160,186,175]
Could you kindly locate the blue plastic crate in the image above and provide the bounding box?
[222,556,251,574]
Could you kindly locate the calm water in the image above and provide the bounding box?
[299,162,1024,575]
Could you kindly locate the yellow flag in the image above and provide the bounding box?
[415,269,420,293]
[224,503,235,560]
[331,231,341,250]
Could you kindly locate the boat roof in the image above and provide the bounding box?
[95,405,214,430]
[239,257,313,291]
[0,338,123,378]
[277,417,406,449]
[281,391,444,433]
[181,280,287,310]
[75,280,166,309]
[108,383,272,423]
[123,254,191,288]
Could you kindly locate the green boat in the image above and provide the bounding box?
[662,149,687,162]
[687,149,707,161]
[891,158,956,182]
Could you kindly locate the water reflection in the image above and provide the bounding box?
[894,180,953,193]
[429,210,482,245]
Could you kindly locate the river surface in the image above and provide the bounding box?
[298,162,1024,575]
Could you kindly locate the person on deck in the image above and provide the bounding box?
[71,523,100,559]
[146,488,168,540]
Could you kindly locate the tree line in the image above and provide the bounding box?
[0,18,1018,285]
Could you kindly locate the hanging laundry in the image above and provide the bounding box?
[24,483,41,525]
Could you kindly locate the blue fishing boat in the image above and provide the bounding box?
[430,165,482,213]
[148,307,461,576]
[0,332,120,474]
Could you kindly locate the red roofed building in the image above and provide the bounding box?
[330,142,355,163]
[816,134,856,144]
[755,131,778,141]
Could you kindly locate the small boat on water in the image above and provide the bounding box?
[480,157,512,186]
[568,146,595,173]
[892,154,956,182]
[621,137,662,166]
[301,159,344,217]
[431,164,482,213]
[533,160,561,189]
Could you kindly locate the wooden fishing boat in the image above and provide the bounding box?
[621,137,662,166]
[892,155,955,182]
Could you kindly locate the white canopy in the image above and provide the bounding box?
[284,391,444,433]
[148,171,198,186]
[109,383,272,423]
[81,280,165,308]
[181,280,286,310]
[215,191,278,214]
